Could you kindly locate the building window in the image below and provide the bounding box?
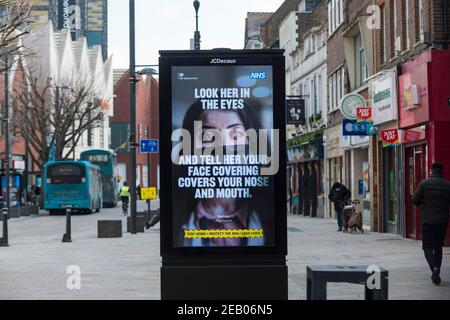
[418,0,424,42]
[403,0,410,49]
[328,1,333,35]
[337,72,341,105]
[328,79,333,112]
[328,0,344,35]
[355,34,368,87]
[317,74,322,114]
[392,0,398,56]
[312,78,317,115]
[332,74,337,110]
[381,5,387,63]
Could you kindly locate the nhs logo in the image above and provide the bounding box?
[250,72,267,80]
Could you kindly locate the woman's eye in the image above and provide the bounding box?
[230,128,245,139]
[203,131,214,142]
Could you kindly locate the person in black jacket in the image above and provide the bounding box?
[413,162,450,285]
[328,182,351,232]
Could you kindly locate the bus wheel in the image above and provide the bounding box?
[49,210,56,216]
[95,207,100,213]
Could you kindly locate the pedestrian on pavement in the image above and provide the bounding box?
[413,162,450,285]
[328,182,351,232]
[120,182,131,214]
[28,185,37,206]
[137,184,143,201]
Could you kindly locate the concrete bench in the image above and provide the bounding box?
[127,216,146,233]
[306,265,389,300]
[98,220,122,238]
[29,206,40,215]
[20,207,31,217]
[9,207,21,219]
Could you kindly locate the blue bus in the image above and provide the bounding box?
[80,149,118,208]
[43,161,102,215]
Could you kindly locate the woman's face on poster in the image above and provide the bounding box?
[198,110,248,148]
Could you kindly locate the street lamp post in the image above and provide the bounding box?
[129,0,138,234]
[193,0,201,50]
[1,55,10,247]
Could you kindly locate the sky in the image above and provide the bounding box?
[108,0,285,69]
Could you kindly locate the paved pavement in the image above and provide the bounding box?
[0,204,449,300]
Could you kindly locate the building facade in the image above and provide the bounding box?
[244,12,272,49]
[370,0,450,244]
[111,70,160,194]
[0,21,113,206]
[30,0,108,60]
[281,0,327,218]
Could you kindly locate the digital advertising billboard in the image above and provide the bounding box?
[159,50,287,256]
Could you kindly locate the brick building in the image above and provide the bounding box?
[370,0,450,244]
[325,0,377,228]
[111,70,160,193]
[260,0,302,48]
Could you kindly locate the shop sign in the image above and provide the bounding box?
[371,72,398,125]
[357,107,372,123]
[381,129,401,147]
[339,93,367,120]
[286,99,306,125]
[342,119,376,136]
[13,160,25,170]
[403,127,426,143]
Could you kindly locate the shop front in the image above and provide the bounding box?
[0,156,26,207]
[399,49,450,245]
[370,70,403,235]
[324,124,344,220]
[287,131,324,218]
[341,134,371,228]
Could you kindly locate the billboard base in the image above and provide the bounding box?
[161,259,288,300]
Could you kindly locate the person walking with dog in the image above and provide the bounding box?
[328,182,351,232]
[413,162,450,285]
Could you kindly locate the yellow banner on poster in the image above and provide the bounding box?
[184,229,264,239]
[140,187,157,200]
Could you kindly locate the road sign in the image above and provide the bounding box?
[141,187,157,200]
[140,139,159,154]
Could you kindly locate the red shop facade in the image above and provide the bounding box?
[398,49,450,245]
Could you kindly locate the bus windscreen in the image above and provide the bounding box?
[48,164,86,184]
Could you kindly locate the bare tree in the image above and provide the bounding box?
[0,0,32,72]
[12,71,105,171]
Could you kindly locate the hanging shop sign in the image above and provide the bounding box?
[381,129,401,147]
[286,99,306,125]
[356,107,373,123]
[342,119,376,136]
[339,93,367,120]
[371,71,398,125]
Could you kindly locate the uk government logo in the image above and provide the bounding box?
[177,73,199,81]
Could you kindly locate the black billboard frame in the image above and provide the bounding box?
[159,50,288,300]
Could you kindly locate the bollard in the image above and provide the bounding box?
[62,206,72,243]
[0,208,8,246]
